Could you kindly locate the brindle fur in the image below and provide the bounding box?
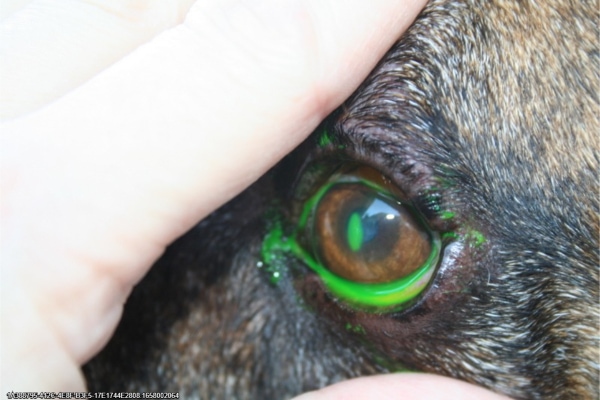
[84,1,599,399]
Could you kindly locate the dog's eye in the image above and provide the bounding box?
[263,165,441,311]
[309,182,432,284]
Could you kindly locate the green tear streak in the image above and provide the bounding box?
[347,212,363,251]
[260,223,289,285]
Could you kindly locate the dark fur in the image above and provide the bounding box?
[84,1,599,399]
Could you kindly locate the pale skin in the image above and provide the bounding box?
[0,1,509,398]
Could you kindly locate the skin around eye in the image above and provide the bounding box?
[314,183,432,283]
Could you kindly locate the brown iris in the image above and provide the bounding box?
[313,182,431,284]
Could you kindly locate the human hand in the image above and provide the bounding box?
[1,1,507,398]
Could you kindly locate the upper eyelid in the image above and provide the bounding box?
[292,131,454,232]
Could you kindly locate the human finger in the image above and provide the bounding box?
[293,374,512,400]
[0,0,32,19]
[0,0,196,119]
[1,0,427,391]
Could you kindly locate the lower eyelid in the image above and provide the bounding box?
[292,233,442,310]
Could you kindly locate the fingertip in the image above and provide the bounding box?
[292,374,513,400]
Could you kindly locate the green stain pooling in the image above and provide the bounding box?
[346,212,364,251]
[292,233,441,309]
[260,175,443,309]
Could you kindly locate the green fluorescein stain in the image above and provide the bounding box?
[345,323,366,335]
[468,230,487,247]
[442,231,459,241]
[260,222,291,285]
[318,129,333,147]
[347,212,364,252]
[418,192,441,214]
[318,129,346,149]
[440,210,455,220]
[291,235,441,309]
[372,355,408,372]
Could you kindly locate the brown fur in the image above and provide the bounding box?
[84,1,599,399]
